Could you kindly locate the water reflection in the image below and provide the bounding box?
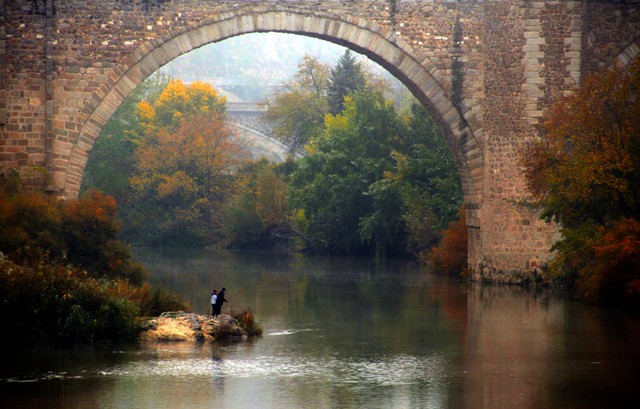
[1,249,639,409]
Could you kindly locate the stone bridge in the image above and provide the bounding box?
[227,101,291,163]
[1,0,640,280]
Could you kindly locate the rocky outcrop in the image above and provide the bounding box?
[139,311,248,343]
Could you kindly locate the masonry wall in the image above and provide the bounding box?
[473,1,584,281]
[1,0,48,187]
[1,0,639,279]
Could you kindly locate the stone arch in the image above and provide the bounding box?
[64,9,484,207]
[614,37,640,66]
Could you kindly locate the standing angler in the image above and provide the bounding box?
[215,288,227,316]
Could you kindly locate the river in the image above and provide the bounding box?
[1,248,639,409]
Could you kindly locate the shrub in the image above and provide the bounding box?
[136,284,190,317]
[577,219,640,305]
[0,190,145,284]
[0,192,65,263]
[0,256,186,346]
[230,307,263,336]
[426,208,468,276]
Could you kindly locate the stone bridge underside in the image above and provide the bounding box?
[2,0,640,281]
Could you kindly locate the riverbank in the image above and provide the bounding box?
[139,311,262,342]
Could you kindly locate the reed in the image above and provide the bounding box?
[230,307,263,336]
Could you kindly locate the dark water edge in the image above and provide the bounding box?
[1,248,639,409]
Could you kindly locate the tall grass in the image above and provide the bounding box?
[230,307,263,336]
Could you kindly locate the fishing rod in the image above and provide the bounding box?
[226,280,261,301]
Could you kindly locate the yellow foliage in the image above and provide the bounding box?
[324,112,348,131]
[304,140,318,155]
[156,172,196,199]
[137,100,155,121]
[157,79,188,107]
[186,80,219,100]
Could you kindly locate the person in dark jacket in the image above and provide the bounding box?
[214,287,227,316]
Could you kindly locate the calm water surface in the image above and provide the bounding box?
[1,248,639,409]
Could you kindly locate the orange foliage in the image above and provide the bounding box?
[63,190,118,227]
[578,219,640,304]
[0,190,144,283]
[0,192,64,259]
[139,79,226,132]
[520,58,640,304]
[521,59,640,226]
[426,208,468,276]
[132,112,248,202]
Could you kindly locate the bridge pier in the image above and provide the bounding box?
[467,199,559,283]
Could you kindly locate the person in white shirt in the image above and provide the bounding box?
[211,289,218,317]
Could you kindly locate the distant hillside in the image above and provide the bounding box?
[159,32,404,102]
[160,33,349,100]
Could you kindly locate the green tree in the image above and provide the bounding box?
[220,160,292,249]
[265,55,330,153]
[289,90,463,258]
[289,90,408,255]
[327,50,366,114]
[386,104,463,256]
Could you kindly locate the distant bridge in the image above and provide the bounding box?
[226,101,268,112]
[226,101,295,163]
[229,122,294,163]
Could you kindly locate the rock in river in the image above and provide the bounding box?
[139,311,248,342]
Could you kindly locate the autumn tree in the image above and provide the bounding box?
[129,80,248,245]
[0,190,145,283]
[522,59,640,304]
[220,159,292,249]
[426,207,468,276]
[81,72,170,205]
[139,79,227,133]
[0,188,188,346]
[264,55,330,153]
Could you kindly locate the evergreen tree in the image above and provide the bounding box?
[327,50,366,114]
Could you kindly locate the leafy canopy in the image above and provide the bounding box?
[523,59,640,228]
[288,89,462,257]
[522,59,640,304]
[81,73,170,204]
[264,55,330,153]
[128,80,247,245]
